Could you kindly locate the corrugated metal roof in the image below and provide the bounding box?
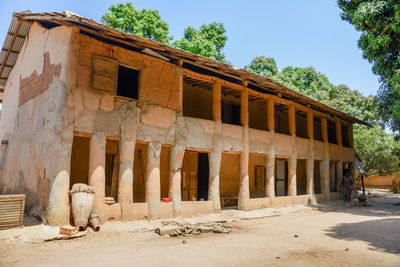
[0,13,31,96]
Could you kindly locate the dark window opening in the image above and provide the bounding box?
[249,99,267,131]
[197,153,209,201]
[296,159,307,195]
[117,65,139,99]
[314,160,321,194]
[274,104,290,135]
[182,77,213,120]
[160,145,170,199]
[295,110,308,138]
[275,159,288,196]
[70,136,90,189]
[327,120,337,144]
[221,100,241,126]
[105,139,119,200]
[313,117,323,141]
[342,124,351,147]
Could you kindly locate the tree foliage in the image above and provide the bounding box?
[244,56,278,78]
[173,23,228,62]
[101,2,172,44]
[102,3,229,62]
[354,125,400,175]
[337,0,400,132]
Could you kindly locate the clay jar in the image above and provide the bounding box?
[69,183,95,230]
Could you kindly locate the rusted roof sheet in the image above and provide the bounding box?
[0,13,31,95]
[1,11,371,126]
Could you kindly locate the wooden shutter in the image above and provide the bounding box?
[91,55,118,93]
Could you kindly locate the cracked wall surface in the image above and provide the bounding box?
[0,22,355,224]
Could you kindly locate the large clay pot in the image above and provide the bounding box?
[69,183,95,230]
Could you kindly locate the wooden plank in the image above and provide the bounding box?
[0,194,25,229]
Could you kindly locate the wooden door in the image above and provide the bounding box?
[181,151,198,201]
[275,159,287,196]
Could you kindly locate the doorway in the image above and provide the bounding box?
[181,150,209,201]
[275,159,288,196]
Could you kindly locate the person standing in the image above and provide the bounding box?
[342,170,354,202]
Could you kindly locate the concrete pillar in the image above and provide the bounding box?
[88,133,106,222]
[238,90,249,210]
[146,141,161,219]
[169,145,185,215]
[117,138,135,203]
[266,98,275,201]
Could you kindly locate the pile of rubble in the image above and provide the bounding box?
[155,222,231,237]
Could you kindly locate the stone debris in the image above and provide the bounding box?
[155,223,231,237]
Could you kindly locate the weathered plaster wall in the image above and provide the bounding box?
[0,22,74,224]
[0,22,356,223]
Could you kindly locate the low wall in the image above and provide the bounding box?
[358,175,394,189]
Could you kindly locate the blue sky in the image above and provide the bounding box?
[0,0,380,96]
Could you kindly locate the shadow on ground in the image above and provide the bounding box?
[324,217,400,254]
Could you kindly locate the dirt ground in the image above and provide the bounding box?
[1,191,400,267]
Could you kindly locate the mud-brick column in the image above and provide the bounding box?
[321,117,330,199]
[117,138,135,204]
[209,81,222,212]
[146,141,162,219]
[89,133,107,222]
[336,121,343,192]
[169,145,185,216]
[306,110,315,201]
[288,104,297,200]
[238,89,249,210]
[348,123,356,177]
[266,98,275,202]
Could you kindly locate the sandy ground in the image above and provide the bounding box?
[1,191,400,267]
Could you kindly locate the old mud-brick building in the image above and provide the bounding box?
[0,12,369,225]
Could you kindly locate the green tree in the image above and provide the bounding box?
[244,56,278,79]
[337,0,400,132]
[173,23,228,62]
[354,125,400,175]
[101,2,172,45]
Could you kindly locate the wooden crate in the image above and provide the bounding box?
[0,194,25,230]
